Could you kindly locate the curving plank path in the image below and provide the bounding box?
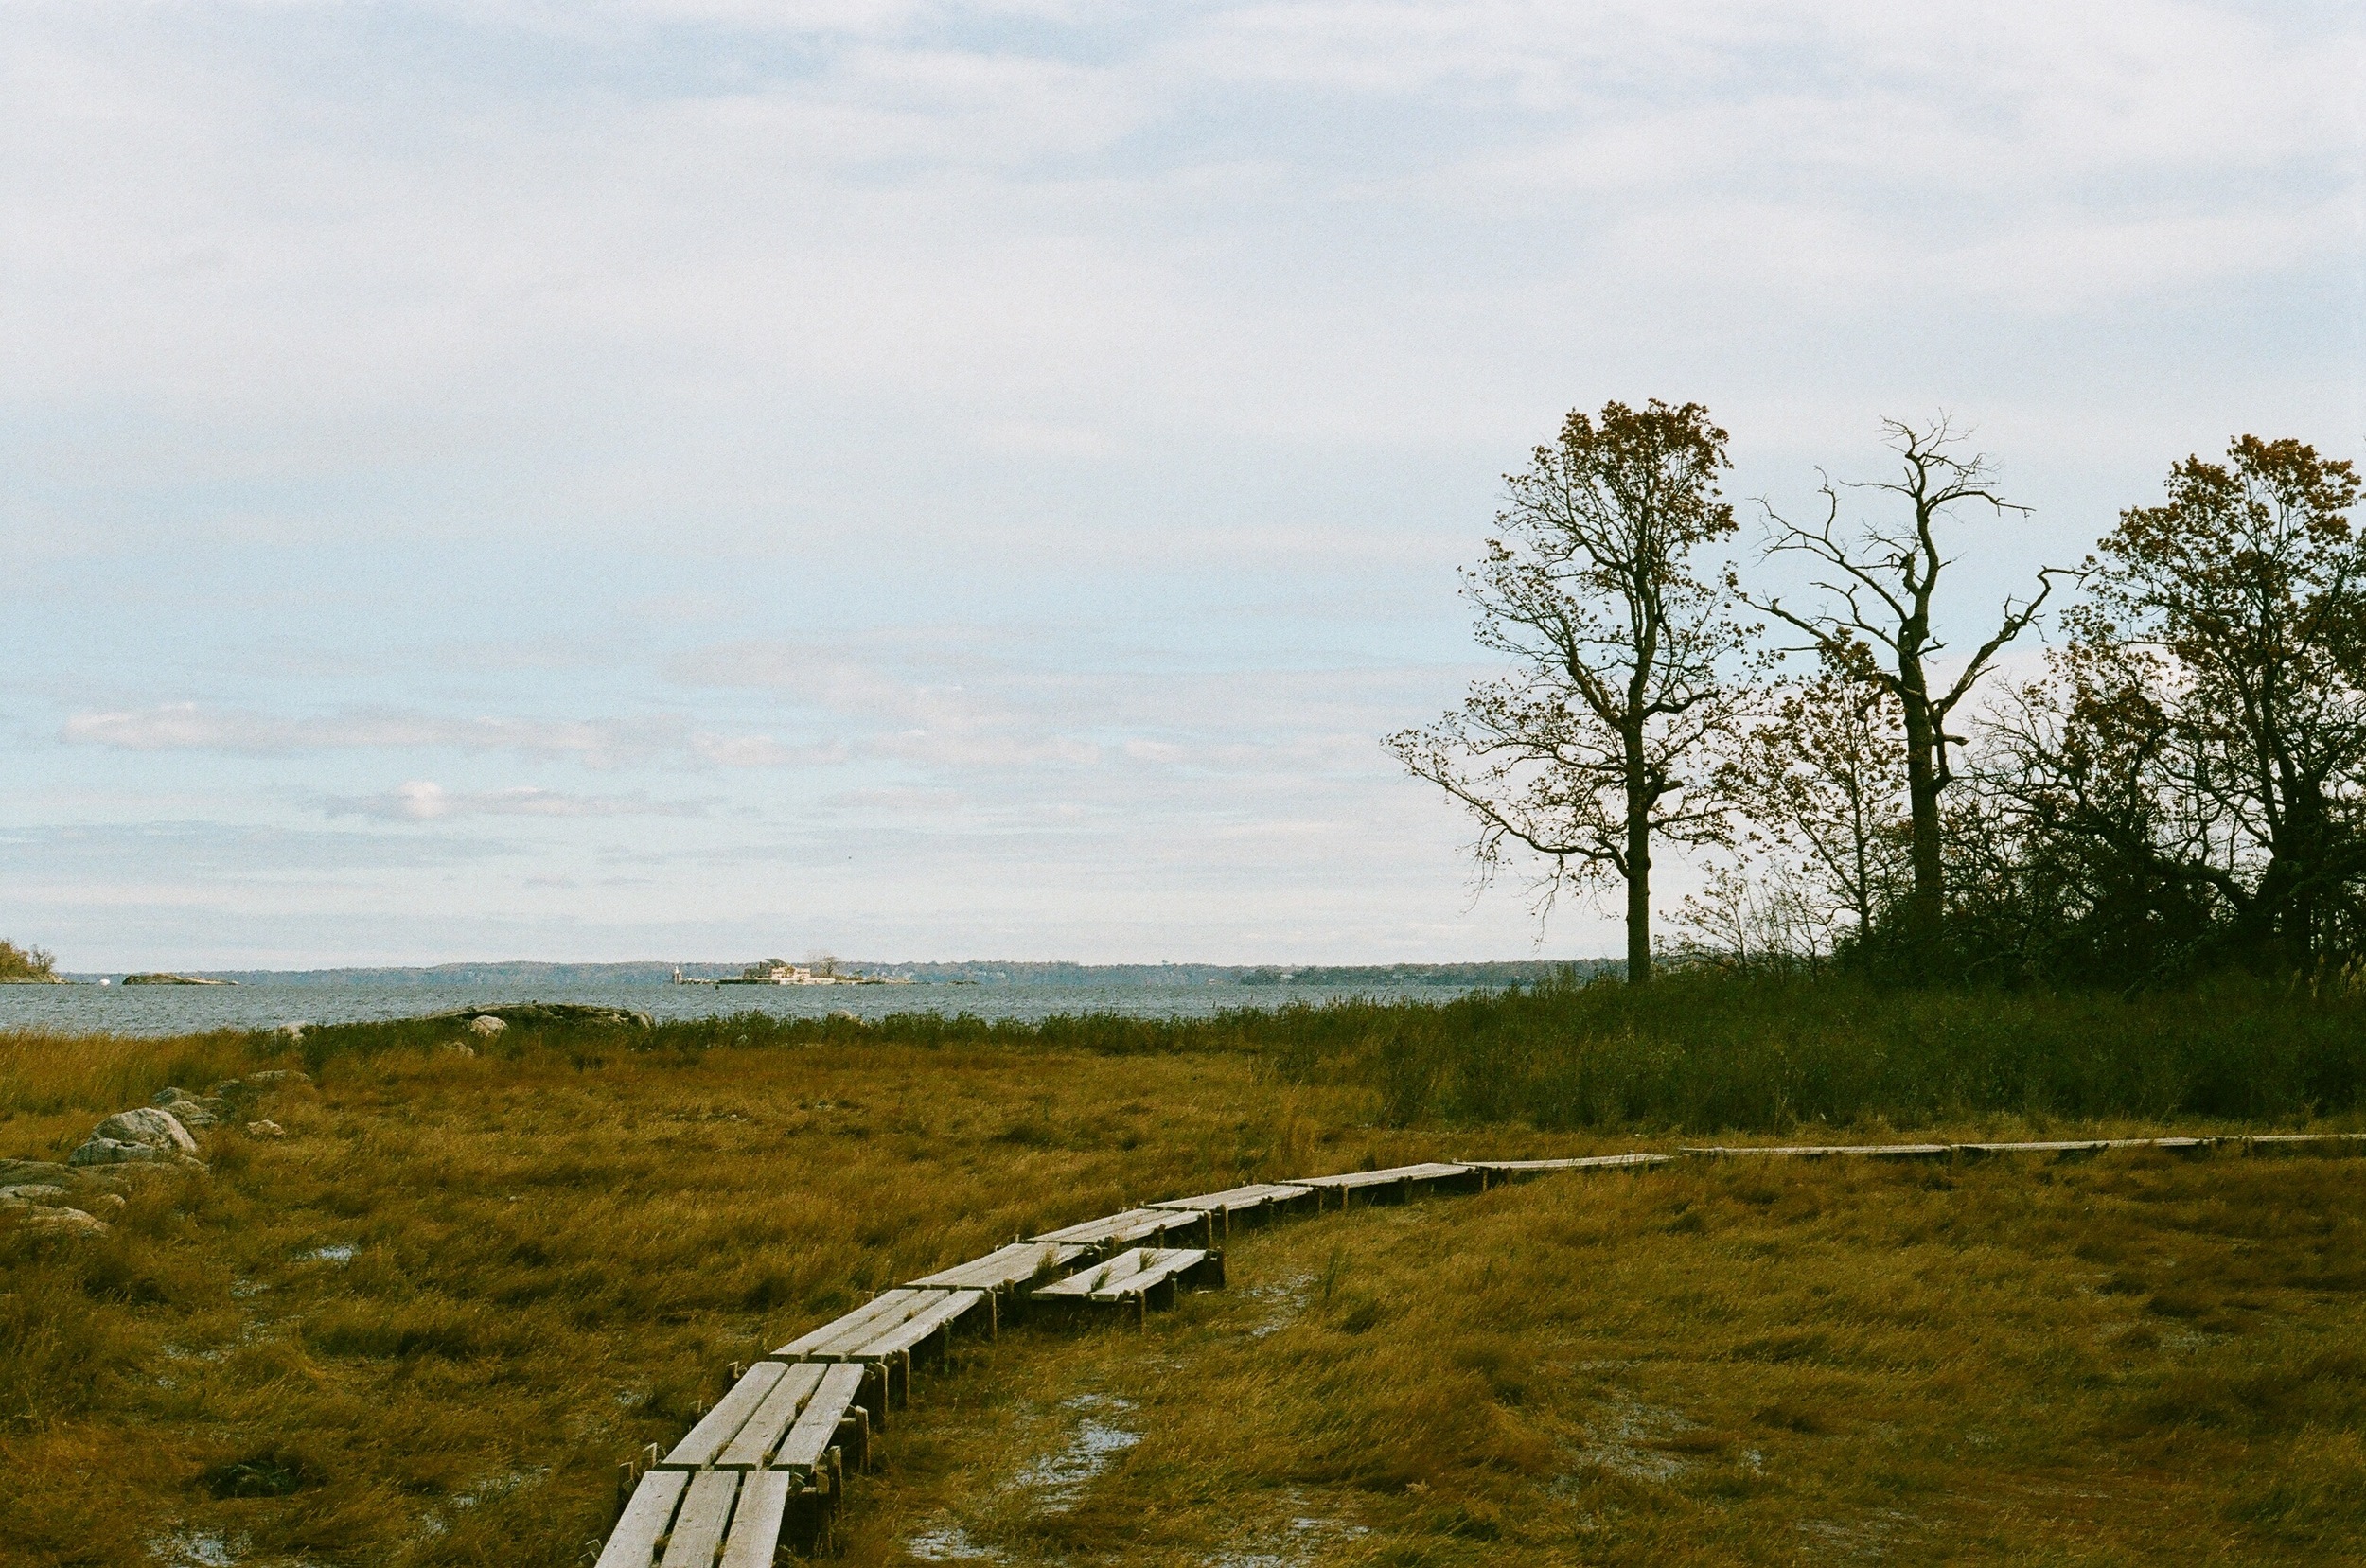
[594,1132,2365,1565]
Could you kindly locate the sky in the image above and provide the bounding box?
[2,0,2360,968]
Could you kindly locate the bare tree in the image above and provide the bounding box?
[1744,416,2060,950]
[1389,399,1749,984]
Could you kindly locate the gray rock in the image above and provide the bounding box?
[467,1014,507,1037]
[94,1107,200,1154]
[246,1119,287,1138]
[153,1088,225,1127]
[247,1069,311,1085]
[273,1021,309,1040]
[90,1192,127,1215]
[0,1158,73,1188]
[68,1137,174,1167]
[15,1206,109,1236]
[0,1184,68,1206]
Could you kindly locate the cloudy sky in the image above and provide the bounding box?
[3,1,2358,967]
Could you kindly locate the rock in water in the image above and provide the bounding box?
[467,1014,507,1037]
[94,1107,200,1154]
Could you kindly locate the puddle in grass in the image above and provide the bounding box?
[905,1521,1002,1561]
[1013,1394,1139,1512]
[1203,1508,1369,1567]
[1245,1273,1313,1339]
[150,1530,242,1568]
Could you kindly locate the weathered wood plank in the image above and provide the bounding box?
[715,1362,826,1470]
[775,1289,951,1360]
[849,1289,986,1359]
[658,1470,740,1568]
[1086,1248,1207,1301]
[1151,1182,1312,1209]
[594,1469,687,1568]
[1682,1143,1953,1160]
[773,1364,869,1473]
[1294,1162,1471,1189]
[1463,1154,1671,1173]
[1033,1247,1159,1297]
[1031,1207,1209,1249]
[660,1361,787,1470]
[717,1471,795,1568]
[909,1242,1085,1291]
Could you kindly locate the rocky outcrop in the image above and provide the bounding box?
[467,1014,508,1037]
[153,1086,224,1127]
[68,1137,178,1168]
[425,1002,653,1030]
[11,1073,305,1240]
[119,973,238,985]
[92,1107,200,1155]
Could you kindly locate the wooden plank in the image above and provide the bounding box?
[1463,1154,1671,1172]
[1034,1247,1157,1297]
[594,1469,687,1568]
[658,1470,740,1568]
[774,1364,869,1473]
[717,1471,795,1568]
[1151,1182,1312,1209]
[909,1242,1084,1291]
[849,1289,985,1359]
[1682,1143,1952,1160]
[715,1362,826,1470]
[773,1289,929,1357]
[1087,1248,1205,1301]
[1295,1162,1470,1189]
[659,1362,787,1470]
[1030,1207,1208,1248]
[777,1289,951,1360]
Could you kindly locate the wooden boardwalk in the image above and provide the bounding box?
[594,1129,2362,1563]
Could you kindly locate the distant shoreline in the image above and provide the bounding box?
[49,959,1612,989]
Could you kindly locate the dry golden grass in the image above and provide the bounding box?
[4,1025,2363,1567]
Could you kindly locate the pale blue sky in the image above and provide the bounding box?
[3,1,2359,967]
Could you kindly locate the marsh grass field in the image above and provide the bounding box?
[5,976,2366,1566]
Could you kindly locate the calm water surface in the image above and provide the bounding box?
[0,981,1477,1037]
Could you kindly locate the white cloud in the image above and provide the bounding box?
[60,703,843,772]
[323,781,706,821]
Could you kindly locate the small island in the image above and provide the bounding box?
[0,940,67,984]
[678,957,911,987]
[118,973,238,986]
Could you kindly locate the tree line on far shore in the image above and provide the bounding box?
[1391,401,2366,990]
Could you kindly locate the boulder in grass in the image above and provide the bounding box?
[16,1206,109,1237]
[246,1119,287,1139]
[68,1137,174,1168]
[467,1014,507,1038]
[0,1158,72,1188]
[153,1088,224,1127]
[95,1107,200,1154]
[0,1184,68,1206]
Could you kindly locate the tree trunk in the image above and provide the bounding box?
[1899,691,1945,949]
[1625,733,1654,985]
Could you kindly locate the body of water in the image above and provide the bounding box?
[0,979,1481,1037]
